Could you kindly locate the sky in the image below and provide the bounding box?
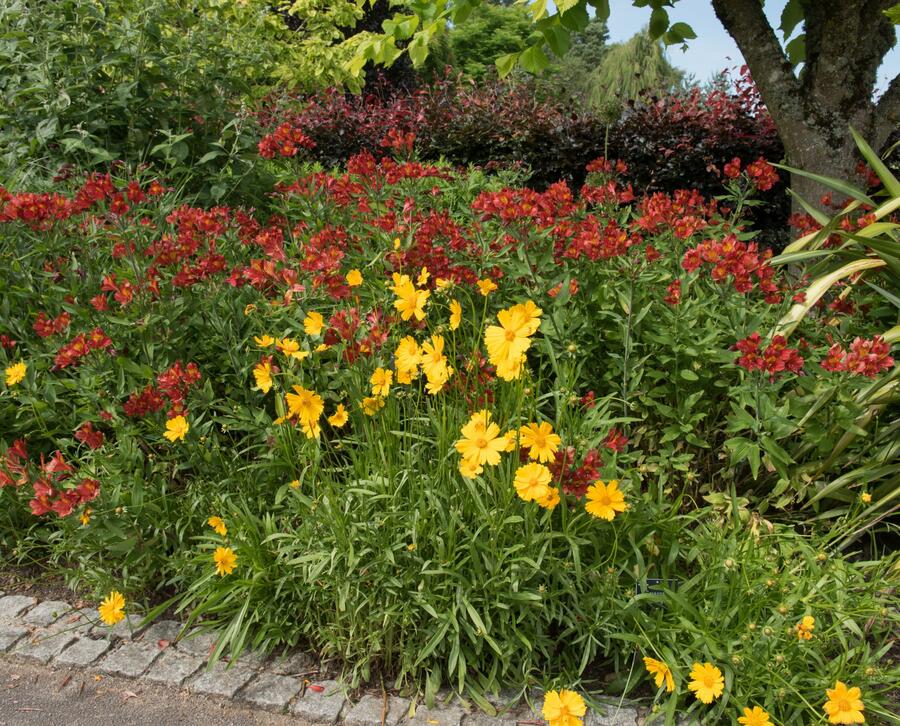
[600,0,899,95]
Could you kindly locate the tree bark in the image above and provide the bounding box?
[711,0,898,210]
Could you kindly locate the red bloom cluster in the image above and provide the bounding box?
[258,123,316,159]
[664,279,682,306]
[124,361,202,418]
[29,452,100,518]
[0,334,16,349]
[548,447,603,499]
[820,336,894,377]
[34,311,71,338]
[681,234,781,302]
[635,189,718,238]
[585,157,628,175]
[472,182,576,227]
[603,429,629,453]
[554,216,643,262]
[744,157,779,191]
[74,422,105,449]
[0,439,29,488]
[0,442,99,517]
[723,157,741,179]
[54,327,113,369]
[734,333,804,378]
[380,129,416,155]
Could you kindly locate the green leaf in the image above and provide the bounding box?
[559,4,589,31]
[408,34,429,68]
[785,34,806,66]
[664,21,696,44]
[589,0,611,23]
[495,52,519,78]
[884,3,900,23]
[850,126,900,197]
[648,7,669,39]
[542,25,571,57]
[680,369,699,381]
[773,163,874,206]
[779,0,805,39]
[519,44,550,74]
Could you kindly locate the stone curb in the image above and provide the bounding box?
[0,592,652,725]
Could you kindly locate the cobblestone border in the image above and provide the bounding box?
[0,591,663,725]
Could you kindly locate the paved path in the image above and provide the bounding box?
[0,658,298,726]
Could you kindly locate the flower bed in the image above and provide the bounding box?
[0,147,897,723]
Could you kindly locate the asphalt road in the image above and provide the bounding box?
[0,658,302,726]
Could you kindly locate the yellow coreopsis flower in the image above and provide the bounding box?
[484,301,543,381]
[276,337,309,360]
[370,367,392,397]
[519,422,561,463]
[860,492,872,503]
[346,269,363,287]
[643,657,675,693]
[164,415,189,443]
[458,457,484,479]
[537,486,560,510]
[541,689,586,726]
[303,311,324,336]
[289,479,301,489]
[738,706,773,726]
[796,615,815,640]
[420,335,452,394]
[513,462,553,503]
[252,360,273,394]
[417,267,430,287]
[824,681,865,724]
[98,591,126,626]
[585,480,627,521]
[435,277,453,291]
[394,336,421,384]
[207,516,227,537]
[392,274,430,321]
[476,278,497,296]
[254,334,275,348]
[327,404,349,428]
[361,396,385,416]
[687,662,724,704]
[5,361,26,386]
[284,385,324,438]
[80,508,92,526]
[455,410,507,468]
[214,546,237,576]
[449,299,462,331]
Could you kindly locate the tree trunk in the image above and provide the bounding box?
[711,0,899,213]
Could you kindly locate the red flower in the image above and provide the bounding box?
[664,279,682,306]
[734,333,804,378]
[603,429,629,453]
[74,422,105,450]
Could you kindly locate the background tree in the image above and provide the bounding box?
[447,1,536,80]
[589,28,683,106]
[349,0,900,201]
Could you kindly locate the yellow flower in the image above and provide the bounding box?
[541,689,586,726]
[289,479,301,489]
[370,367,393,397]
[420,335,452,394]
[394,336,421,384]
[346,269,363,287]
[449,300,462,331]
[80,508,92,526]
[254,334,275,348]
[824,681,865,724]
[537,486,560,510]
[585,480,626,521]
[435,277,453,291]
[455,410,507,468]
[315,343,330,353]
[796,614,815,640]
[738,706,774,726]
[860,492,872,503]
[276,337,309,360]
[514,462,553,503]
[459,457,484,479]
[5,361,26,387]
[98,591,126,626]
[687,662,724,704]
[163,415,189,443]
[519,422,561,463]
[303,311,324,336]
[214,546,237,576]
[484,301,543,381]
[207,516,227,537]
[327,404,349,428]
[253,360,273,394]
[643,657,675,693]
[391,274,430,321]
[476,278,497,296]
[417,267,430,287]
[502,430,518,452]
[284,385,324,438]
[361,396,385,416]
[243,303,256,316]
[393,237,402,250]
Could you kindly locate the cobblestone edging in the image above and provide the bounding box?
[0,592,655,726]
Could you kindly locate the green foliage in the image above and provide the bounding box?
[589,29,684,105]
[448,2,537,80]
